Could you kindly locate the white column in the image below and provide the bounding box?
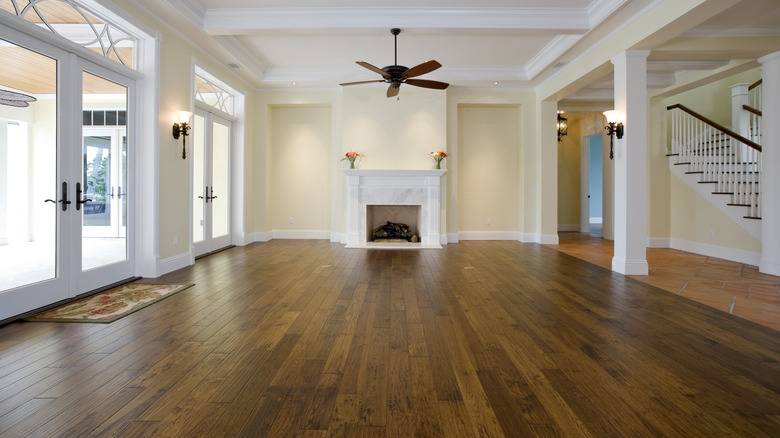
[759,51,780,275]
[345,171,360,245]
[427,174,443,246]
[0,122,7,246]
[611,50,650,275]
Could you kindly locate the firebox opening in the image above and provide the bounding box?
[366,205,421,243]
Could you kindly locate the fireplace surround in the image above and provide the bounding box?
[343,169,446,248]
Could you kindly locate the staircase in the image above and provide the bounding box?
[666,101,762,240]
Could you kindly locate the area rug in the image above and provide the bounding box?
[26,283,193,323]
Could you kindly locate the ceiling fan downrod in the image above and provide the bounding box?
[391,28,400,66]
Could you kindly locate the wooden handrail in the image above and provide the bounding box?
[667,104,762,152]
[749,78,762,91]
[742,104,762,117]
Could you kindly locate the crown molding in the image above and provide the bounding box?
[681,25,780,38]
[202,7,591,34]
[261,66,529,84]
[524,34,583,80]
[165,0,206,28]
[212,35,266,79]
[587,0,628,27]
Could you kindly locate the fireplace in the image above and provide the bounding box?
[343,169,446,248]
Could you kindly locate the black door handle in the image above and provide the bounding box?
[210,186,217,201]
[45,182,73,211]
[75,182,92,211]
[61,182,71,211]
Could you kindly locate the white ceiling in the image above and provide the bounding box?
[128,0,780,100]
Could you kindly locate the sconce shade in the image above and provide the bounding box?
[603,110,618,124]
[177,111,192,124]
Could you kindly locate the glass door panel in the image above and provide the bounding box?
[81,72,127,271]
[211,120,230,240]
[0,39,58,294]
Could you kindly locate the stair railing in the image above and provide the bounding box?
[667,104,762,219]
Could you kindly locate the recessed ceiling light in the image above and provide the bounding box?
[292,82,297,85]
[494,82,499,85]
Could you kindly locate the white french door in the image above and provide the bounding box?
[0,24,135,321]
[192,111,231,257]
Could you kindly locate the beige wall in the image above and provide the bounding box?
[342,87,446,169]
[157,34,195,259]
[557,117,581,229]
[670,175,760,252]
[667,68,760,127]
[457,105,520,234]
[270,106,332,233]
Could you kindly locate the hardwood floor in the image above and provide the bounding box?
[3,240,780,436]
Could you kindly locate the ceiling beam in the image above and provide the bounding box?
[201,7,594,35]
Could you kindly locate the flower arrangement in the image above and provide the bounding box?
[430,151,447,169]
[342,151,361,169]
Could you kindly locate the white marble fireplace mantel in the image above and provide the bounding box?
[343,169,446,249]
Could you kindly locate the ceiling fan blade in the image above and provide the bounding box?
[403,60,442,78]
[340,80,385,86]
[405,79,450,90]
[387,84,400,98]
[357,61,388,77]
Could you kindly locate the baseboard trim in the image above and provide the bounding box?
[458,231,521,241]
[670,238,761,266]
[558,224,580,232]
[272,230,331,240]
[157,252,192,277]
[647,237,671,248]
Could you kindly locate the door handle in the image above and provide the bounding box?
[204,185,210,203]
[210,186,217,201]
[110,186,115,199]
[44,182,73,211]
[117,186,123,200]
[75,182,92,211]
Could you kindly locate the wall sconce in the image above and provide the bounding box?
[557,111,568,142]
[172,111,192,159]
[603,110,624,160]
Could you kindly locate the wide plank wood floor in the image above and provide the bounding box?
[3,240,780,437]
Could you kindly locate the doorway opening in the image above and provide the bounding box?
[588,133,603,236]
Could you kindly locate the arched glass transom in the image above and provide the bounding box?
[195,73,234,116]
[0,0,136,68]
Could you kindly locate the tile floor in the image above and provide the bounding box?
[551,232,780,332]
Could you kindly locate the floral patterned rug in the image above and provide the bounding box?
[26,283,193,323]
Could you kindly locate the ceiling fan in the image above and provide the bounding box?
[340,28,449,98]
